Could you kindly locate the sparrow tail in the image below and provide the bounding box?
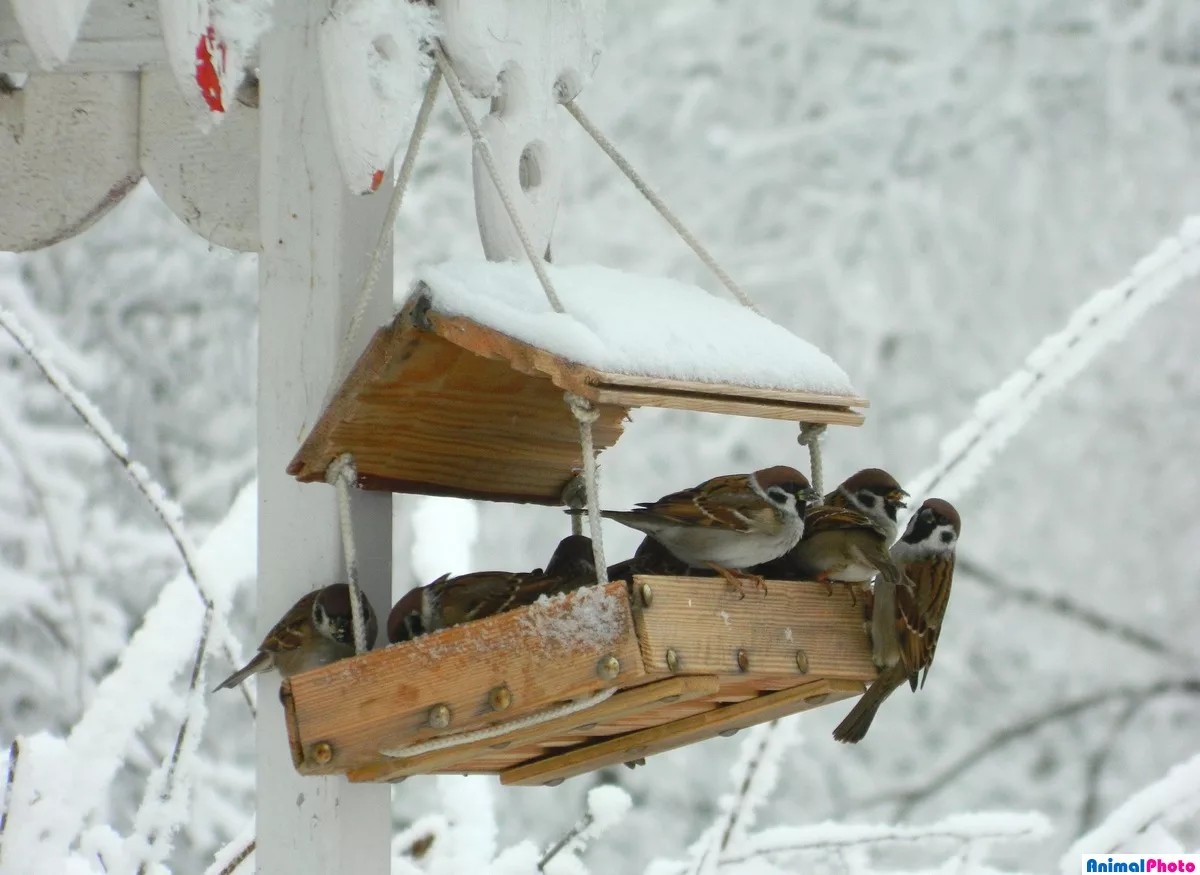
[832,664,907,743]
[212,652,270,692]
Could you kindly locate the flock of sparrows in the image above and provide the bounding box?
[214,465,960,744]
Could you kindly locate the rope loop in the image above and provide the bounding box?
[326,453,370,655]
[564,393,608,584]
[797,422,827,500]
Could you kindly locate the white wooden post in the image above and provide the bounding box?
[257,0,393,872]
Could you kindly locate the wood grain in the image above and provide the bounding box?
[585,370,869,409]
[282,581,644,774]
[631,575,877,681]
[348,675,720,782]
[589,386,866,425]
[500,678,865,786]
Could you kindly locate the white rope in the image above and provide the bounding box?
[381,687,616,759]
[564,393,608,584]
[561,474,587,537]
[797,422,827,499]
[433,43,566,314]
[560,98,762,317]
[326,453,369,655]
[332,64,443,387]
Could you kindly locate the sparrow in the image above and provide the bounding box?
[823,468,909,544]
[212,583,378,691]
[833,498,960,743]
[388,535,598,643]
[753,470,908,601]
[599,467,820,595]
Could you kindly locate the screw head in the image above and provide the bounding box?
[718,728,739,738]
[804,693,829,706]
[489,685,512,711]
[311,742,334,765]
[660,694,681,704]
[577,722,598,731]
[640,582,654,607]
[597,655,620,680]
[545,778,565,787]
[736,648,749,673]
[665,648,679,672]
[795,650,810,674]
[428,703,452,729]
[490,741,511,750]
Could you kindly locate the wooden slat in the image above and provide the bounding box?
[500,678,864,786]
[631,576,877,681]
[348,675,720,782]
[586,370,869,409]
[282,581,643,774]
[589,386,865,426]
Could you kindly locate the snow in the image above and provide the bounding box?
[411,496,480,582]
[518,582,627,650]
[586,785,633,835]
[404,260,858,396]
[317,0,440,193]
[6,0,92,69]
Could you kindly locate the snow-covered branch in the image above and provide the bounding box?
[204,818,255,875]
[539,786,632,874]
[908,216,1200,505]
[1061,751,1200,872]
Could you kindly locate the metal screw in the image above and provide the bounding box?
[546,778,565,787]
[311,742,334,765]
[490,741,511,750]
[805,693,829,706]
[597,655,621,680]
[577,722,598,731]
[718,728,739,738]
[640,582,654,607]
[665,648,679,672]
[795,650,810,674]
[489,685,512,712]
[660,694,681,704]
[428,703,451,729]
[736,648,749,672]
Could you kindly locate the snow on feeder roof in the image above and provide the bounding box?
[287,261,868,505]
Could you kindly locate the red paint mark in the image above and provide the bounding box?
[371,169,386,191]
[195,26,226,113]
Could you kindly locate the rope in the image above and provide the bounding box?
[433,42,566,314]
[797,423,827,499]
[332,65,443,387]
[326,453,369,655]
[560,98,762,316]
[380,687,616,758]
[564,393,608,584]
[561,474,587,537]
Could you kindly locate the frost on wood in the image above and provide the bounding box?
[908,216,1200,506]
[1060,750,1200,871]
[518,583,625,650]
[318,0,440,193]
[6,0,93,69]
[405,261,857,395]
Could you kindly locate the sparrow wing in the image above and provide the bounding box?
[802,505,886,538]
[671,473,781,533]
[896,553,955,689]
[260,590,321,654]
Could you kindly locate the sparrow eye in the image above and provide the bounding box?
[856,491,876,509]
[940,530,955,544]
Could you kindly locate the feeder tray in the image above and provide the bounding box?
[287,287,869,504]
[281,575,876,786]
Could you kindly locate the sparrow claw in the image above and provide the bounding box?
[706,564,766,599]
[814,571,834,597]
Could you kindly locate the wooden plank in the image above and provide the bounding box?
[287,309,629,503]
[500,678,864,786]
[283,581,644,774]
[631,575,877,681]
[589,386,865,426]
[348,675,720,782]
[587,370,869,410]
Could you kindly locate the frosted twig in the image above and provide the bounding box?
[1078,697,1143,834]
[852,678,1200,819]
[206,820,256,875]
[907,216,1200,506]
[216,841,255,875]
[0,740,17,865]
[538,812,593,872]
[720,811,1051,866]
[0,306,255,717]
[561,98,763,316]
[959,556,1182,660]
[539,786,631,873]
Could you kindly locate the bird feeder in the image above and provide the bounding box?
[282,575,875,785]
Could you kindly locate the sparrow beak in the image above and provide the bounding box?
[888,488,909,509]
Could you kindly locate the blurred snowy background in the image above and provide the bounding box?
[2,0,1200,872]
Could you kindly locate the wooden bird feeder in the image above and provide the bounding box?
[281,575,876,785]
[287,266,869,505]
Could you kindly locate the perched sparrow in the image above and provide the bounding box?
[600,467,820,594]
[388,536,597,643]
[823,468,909,544]
[607,535,692,583]
[833,498,960,743]
[212,583,378,691]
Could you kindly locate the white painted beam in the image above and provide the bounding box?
[0,0,164,72]
[257,0,393,872]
